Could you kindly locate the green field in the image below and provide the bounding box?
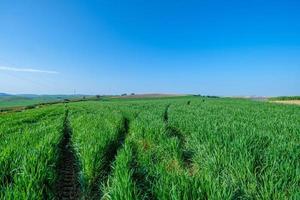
[0,94,88,109]
[0,96,48,108]
[0,97,299,199]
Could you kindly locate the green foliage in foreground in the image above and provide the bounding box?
[0,97,299,199]
[68,102,125,198]
[0,105,64,199]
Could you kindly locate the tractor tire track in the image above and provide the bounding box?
[163,104,171,122]
[56,110,80,200]
[131,144,157,200]
[90,117,129,199]
[163,105,194,171]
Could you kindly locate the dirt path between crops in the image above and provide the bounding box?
[272,100,300,106]
[56,110,80,200]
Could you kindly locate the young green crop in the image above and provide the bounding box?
[1,97,299,199]
[68,102,127,198]
[0,105,65,199]
[96,97,300,199]
[168,98,300,199]
[103,99,203,199]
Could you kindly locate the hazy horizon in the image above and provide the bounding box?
[1,0,299,96]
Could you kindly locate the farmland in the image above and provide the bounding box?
[0,96,299,199]
[0,94,89,110]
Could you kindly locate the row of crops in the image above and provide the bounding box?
[0,97,299,199]
[0,105,65,199]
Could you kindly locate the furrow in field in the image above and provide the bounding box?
[91,117,129,199]
[163,104,170,122]
[56,110,80,200]
[131,144,157,200]
[163,104,194,171]
[165,126,194,170]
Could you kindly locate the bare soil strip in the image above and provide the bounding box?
[90,117,129,199]
[271,100,300,106]
[56,110,80,200]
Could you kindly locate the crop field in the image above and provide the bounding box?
[0,95,88,111]
[0,97,299,199]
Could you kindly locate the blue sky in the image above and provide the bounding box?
[0,0,299,96]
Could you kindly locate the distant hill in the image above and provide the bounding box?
[0,93,12,96]
[0,94,90,109]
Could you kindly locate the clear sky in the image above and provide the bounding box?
[0,0,299,96]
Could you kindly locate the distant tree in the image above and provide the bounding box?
[130,93,135,96]
[25,105,35,110]
[121,93,127,96]
[96,95,101,99]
